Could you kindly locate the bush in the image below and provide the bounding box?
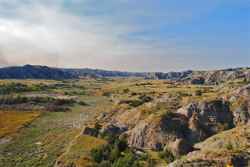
[99,161,112,167]
[123,89,130,93]
[159,148,175,163]
[226,142,233,150]
[194,90,202,96]
[103,92,112,97]
[138,95,153,103]
[128,100,143,107]
[0,83,29,95]
[112,151,140,167]
[91,138,142,167]
[78,101,88,106]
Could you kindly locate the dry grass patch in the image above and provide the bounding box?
[56,135,107,167]
[0,111,40,138]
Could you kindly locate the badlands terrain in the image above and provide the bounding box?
[0,66,250,167]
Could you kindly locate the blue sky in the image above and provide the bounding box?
[0,0,249,72]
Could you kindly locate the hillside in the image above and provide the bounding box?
[0,65,76,79]
[0,66,250,167]
[0,65,249,85]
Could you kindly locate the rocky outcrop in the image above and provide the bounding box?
[167,138,193,157]
[202,68,249,85]
[231,84,250,126]
[234,84,250,98]
[123,99,234,156]
[177,100,233,142]
[169,125,250,167]
[233,108,250,125]
[126,113,189,151]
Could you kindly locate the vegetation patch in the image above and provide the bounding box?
[0,111,40,138]
[56,135,107,167]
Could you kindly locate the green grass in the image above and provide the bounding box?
[56,135,107,167]
[0,79,112,167]
[0,78,247,167]
[0,111,80,167]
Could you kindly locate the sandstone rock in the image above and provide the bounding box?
[235,84,250,98]
[232,84,250,125]
[126,100,233,153]
[127,113,188,151]
[127,121,169,150]
[177,103,199,119]
[233,108,250,125]
[198,100,233,134]
[177,100,233,142]
[169,125,250,167]
[168,138,193,157]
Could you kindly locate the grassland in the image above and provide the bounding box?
[0,111,40,138]
[56,135,107,167]
[0,78,248,167]
[0,79,113,167]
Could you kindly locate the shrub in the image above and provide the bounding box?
[91,138,142,167]
[226,142,233,150]
[0,83,29,95]
[103,92,112,97]
[98,161,112,167]
[78,101,88,106]
[138,95,153,103]
[111,151,140,167]
[159,148,175,163]
[123,89,130,93]
[194,90,202,96]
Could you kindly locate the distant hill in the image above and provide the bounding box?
[63,68,146,78]
[0,65,145,79]
[0,65,249,84]
[0,65,76,79]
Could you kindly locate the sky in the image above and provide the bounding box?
[0,0,249,72]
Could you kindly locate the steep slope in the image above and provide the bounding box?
[169,125,250,167]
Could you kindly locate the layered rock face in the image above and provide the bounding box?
[169,125,250,167]
[126,113,188,151]
[178,100,233,142]
[124,100,233,155]
[232,84,250,125]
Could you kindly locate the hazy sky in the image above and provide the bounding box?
[0,0,249,72]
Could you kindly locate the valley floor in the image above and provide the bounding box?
[0,77,249,167]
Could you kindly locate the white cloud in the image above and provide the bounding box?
[0,0,248,71]
[1,1,185,71]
